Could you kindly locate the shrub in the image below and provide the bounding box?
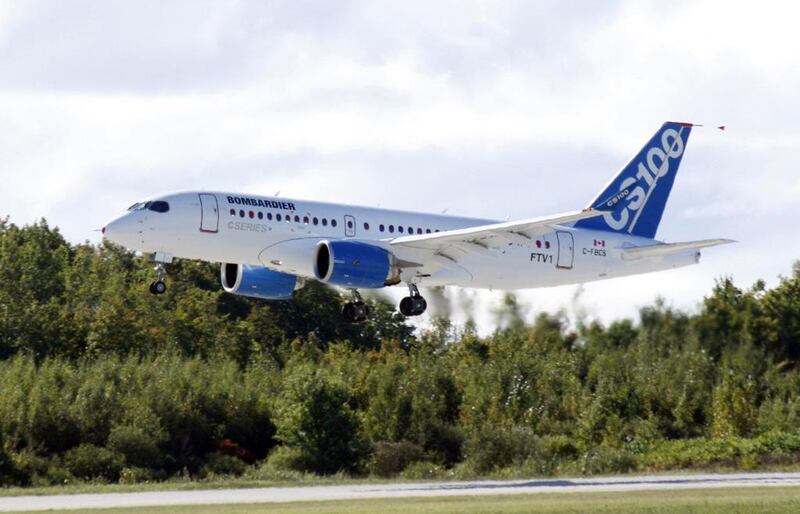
[63,444,124,482]
[245,460,308,481]
[399,461,445,479]
[370,441,426,477]
[463,426,540,473]
[0,444,24,486]
[118,467,156,484]
[273,367,367,474]
[200,452,247,478]
[107,425,164,468]
[575,446,636,475]
[265,446,308,472]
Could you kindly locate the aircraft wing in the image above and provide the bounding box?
[622,238,736,259]
[389,209,604,253]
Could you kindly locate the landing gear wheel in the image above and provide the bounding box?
[149,280,167,295]
[342,289,370,323]
[149,260,168,295]
[343,302,369,323]
[399,284,427,316]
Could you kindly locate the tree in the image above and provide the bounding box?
[273,365,366,474]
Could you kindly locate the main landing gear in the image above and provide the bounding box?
[149,262,167,295]
[341,285,428,323]
[399,284,427,317]
[342,290,371,323]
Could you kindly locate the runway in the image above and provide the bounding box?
[2,472,800,511]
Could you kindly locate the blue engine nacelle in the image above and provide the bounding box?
[220,263,300,299]
[313,240,394,289]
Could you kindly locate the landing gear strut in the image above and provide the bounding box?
[342,290,370,323]
[149,262,167,295]
[399,284,427,317]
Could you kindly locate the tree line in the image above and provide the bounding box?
[1,218,800,486]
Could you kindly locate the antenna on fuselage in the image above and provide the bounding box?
[274,190,280,196]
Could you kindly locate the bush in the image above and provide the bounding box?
[463,426,540,473]
[370,441,426,477]
[107,426,164,468]
[63,444,124,482]
[118,467,157,484]
[245,460,308,481]
[200,452,247,478]
[399,461,445,479]
[0,445,24,486]
[574,446,636,475]
[273,367,367,475]
[265,446,308,472]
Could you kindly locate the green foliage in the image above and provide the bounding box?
[63,444,124,482]
[200,453,247,478]
[273,365,367,475]
[107,426,165,469]
[2,219,800,485]
[370,441,426,477]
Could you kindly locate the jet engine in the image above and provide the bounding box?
[220,263,300,300]
[313,240,396,288]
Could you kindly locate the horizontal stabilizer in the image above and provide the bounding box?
[623,238,735,259]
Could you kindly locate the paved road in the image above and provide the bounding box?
[2,472,800,511]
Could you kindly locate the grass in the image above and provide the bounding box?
[5,464,800,498]
[15,487,800,514]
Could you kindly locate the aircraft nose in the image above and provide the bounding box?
[103,214,140,249]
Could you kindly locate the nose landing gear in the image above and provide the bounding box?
[342,289,370,323]
[399,284,427,317]
[149,262,167,295]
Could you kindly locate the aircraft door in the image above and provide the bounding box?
[199,194,219,233]
[556,231,574,269]
[344,215,356,237]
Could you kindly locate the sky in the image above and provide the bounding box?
[1,0,799,331]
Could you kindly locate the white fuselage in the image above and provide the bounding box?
[104,191,699,290]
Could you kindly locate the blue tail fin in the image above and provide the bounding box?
[575,121,693,239]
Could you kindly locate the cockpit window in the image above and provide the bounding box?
[148,201,170,213]
[127,200,169,213]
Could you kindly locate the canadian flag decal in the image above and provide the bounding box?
[593,239,605,247]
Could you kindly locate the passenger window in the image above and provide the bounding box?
[379,224,385,232]
[322,218,328,226]
[417,228,422,234]
[267,212,273,220]
[313,217,319,225]
[294,215,300,223]
[364,222,370,230]
[258,212,263,220]
[398,226,404,233]
[407,226,413,234]
[239,210,245,218]
[303,216,309,224]
[249,211,254,219]
[331,219,337,227]
[347,220,353,229]
[426,229,431,233]
[389,225,394,233]
[229,209,235,216]
[276,213,282,221]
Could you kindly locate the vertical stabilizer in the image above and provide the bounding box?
[575,122,693,239]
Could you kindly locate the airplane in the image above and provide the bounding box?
[103,121,733,322]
